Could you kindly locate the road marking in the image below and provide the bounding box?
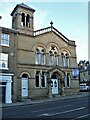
[41,113,49,116]
[37,107,85,117]
[71,114,90,120]
[32,104,72,113]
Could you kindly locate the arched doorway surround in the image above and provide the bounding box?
[47,66,65,96]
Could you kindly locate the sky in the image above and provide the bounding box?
[0,0,88,63]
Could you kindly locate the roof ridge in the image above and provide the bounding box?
[34,26,69,42]
[17,3,35,11]
[11,3,35,16]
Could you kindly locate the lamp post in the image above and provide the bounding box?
[0,16,2,19]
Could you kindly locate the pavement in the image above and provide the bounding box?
[1,92,89,108]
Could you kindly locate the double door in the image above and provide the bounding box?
[51,79,58,94]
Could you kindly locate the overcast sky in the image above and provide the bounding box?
[0,1,88,63]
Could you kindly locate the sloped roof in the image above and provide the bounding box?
[11,3,35,16]
[34,26,76,46]
[0,26,19,33]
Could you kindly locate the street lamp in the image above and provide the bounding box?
[0,16,2,19]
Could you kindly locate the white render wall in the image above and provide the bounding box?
[0,73,13,103]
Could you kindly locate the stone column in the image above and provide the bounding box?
[61,76,65,96]
[58,79,61,96]
[13,76,17,102]
[48,79,53,98]
[5,81,12,103]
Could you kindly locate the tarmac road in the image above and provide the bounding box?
[2,92,90,119]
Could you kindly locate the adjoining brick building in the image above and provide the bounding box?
[0,3,79,103]
[78,61,90,84]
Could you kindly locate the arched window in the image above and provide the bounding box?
[49,51,53,65]
[35,48,40,64]
[41,49,45,65]
[61,51,70,67]
[26,14,30,27]
[61,53,65,67]
[54,51,58,65]
[49,46,58,66]
[35,47,46,65]
[65,53,69,67]
[21,13,25,26]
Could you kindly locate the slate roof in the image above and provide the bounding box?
[11,3,35,16]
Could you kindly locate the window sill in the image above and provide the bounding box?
[35,87,47,88]
[0,68,9,70]
[1,44,9,47]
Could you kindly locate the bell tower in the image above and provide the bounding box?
[11,3,35,35]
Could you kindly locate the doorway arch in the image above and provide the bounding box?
[51,73,59,95]
[21,73,29,97]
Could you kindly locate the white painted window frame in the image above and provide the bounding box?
[1,34,9,47]
[0,53,9,70]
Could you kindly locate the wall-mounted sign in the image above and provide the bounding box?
[72,68,79,77]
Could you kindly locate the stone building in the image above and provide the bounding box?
[0,27,18,103]
[79,64,90,84]
[78,60,90,84]
[0,3,79,103]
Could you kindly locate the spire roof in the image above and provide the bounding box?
[11,3,35,16]
[18,3,35,11]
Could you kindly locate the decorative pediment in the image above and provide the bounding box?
[34,23,76,46]
[47,66,65,75]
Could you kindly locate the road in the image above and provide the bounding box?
[2,93,90,119]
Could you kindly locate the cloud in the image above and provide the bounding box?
[34,9,48,30]
[0,3,14,28]
[0,0,89,2]
[0,2,48,30]
[76,41,88,63]
[0,2,88,63]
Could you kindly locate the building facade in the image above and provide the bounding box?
[0,3,79,103]
[79,63,90,84]
[78,60,90,84]
[0,27,18,103]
